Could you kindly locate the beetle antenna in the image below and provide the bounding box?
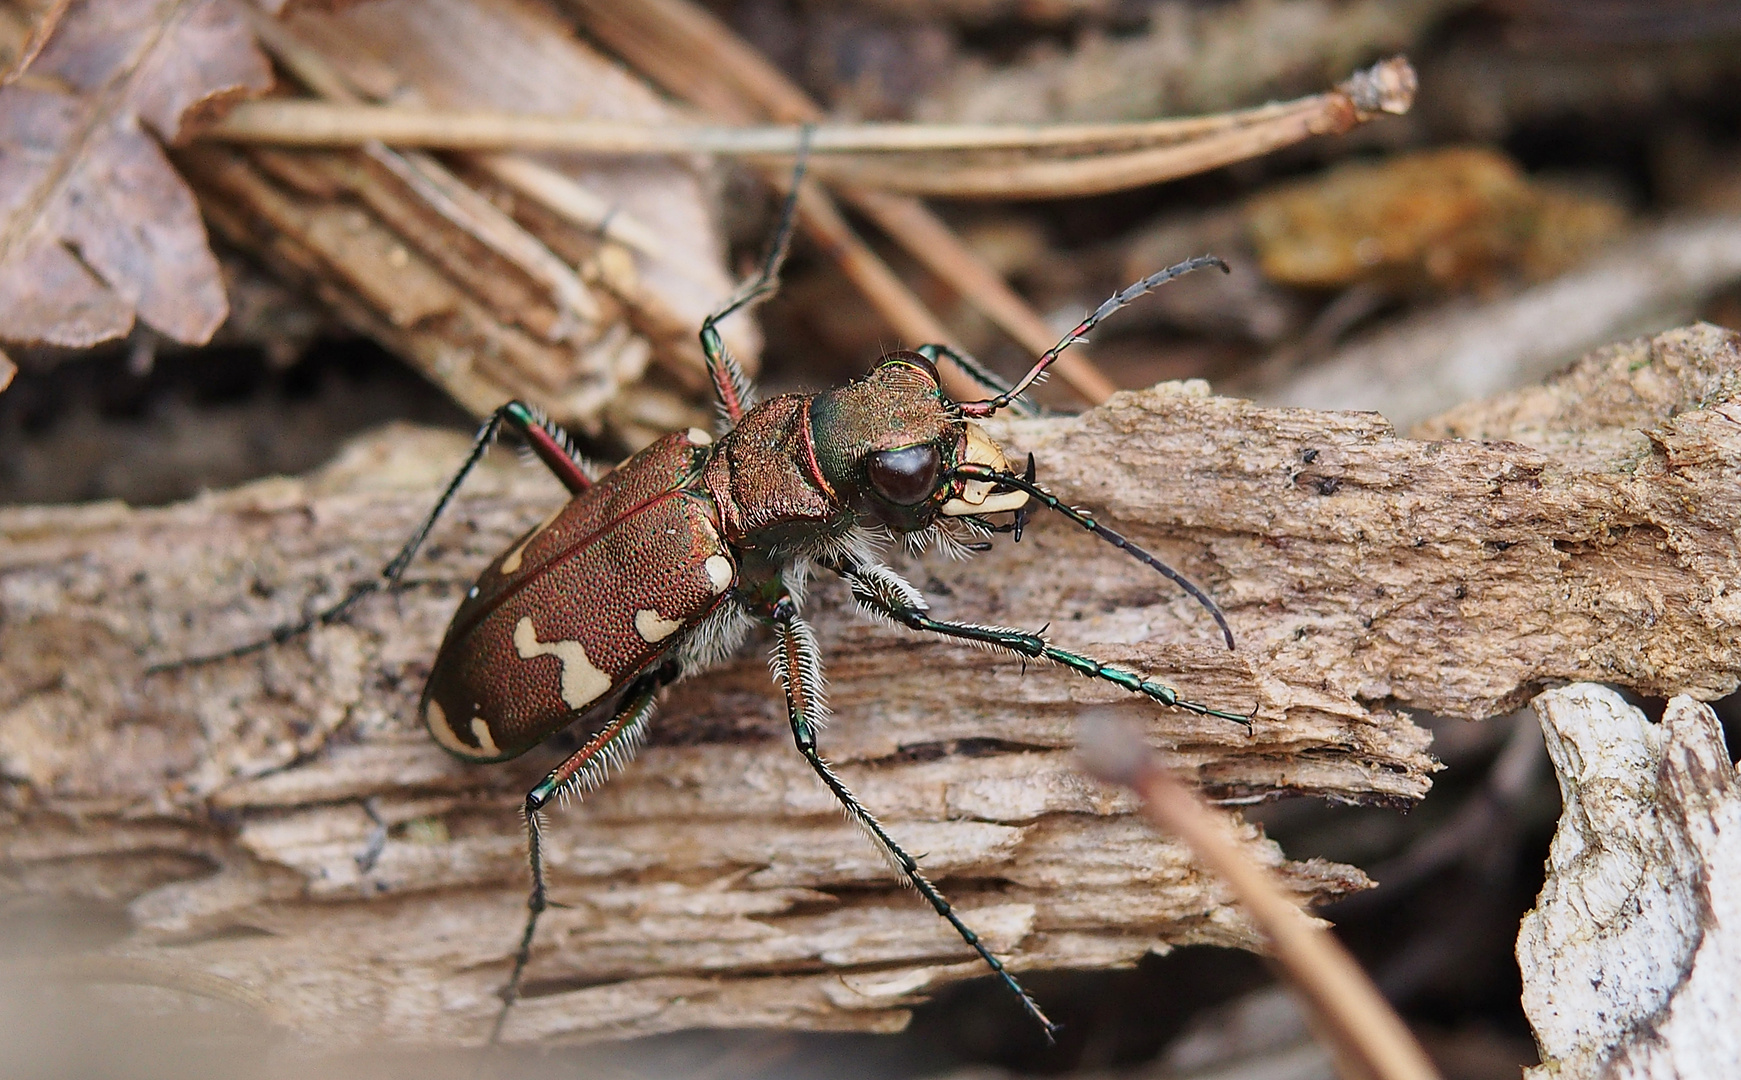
[948,463,1235,650]
[958,255,1229,418]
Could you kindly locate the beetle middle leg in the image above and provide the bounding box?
[841,562,1252,725]
[491,671,665,1045]
[767,596,1060,1043]
[150,400,596,672]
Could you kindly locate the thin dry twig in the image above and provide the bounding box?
[198,71,1403,161]
[811,59,1413,200]
[1078,711,1443,1080]
[565,0,1120,405]
[245,10,658,279]
[196,55,1412,206]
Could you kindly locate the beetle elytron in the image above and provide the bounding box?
[167,163,1245,1043]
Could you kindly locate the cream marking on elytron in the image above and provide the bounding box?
[500,504,567,575]
[634,608,683,643]
[469,716,501,757]
[513,616,612,709]
[704,554,734,594]
[426,698,475,757]
[685,427,714,445]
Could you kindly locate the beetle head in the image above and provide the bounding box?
[809,351,1029,532]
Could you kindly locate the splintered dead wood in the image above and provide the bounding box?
[178,0,749,442]
[1,325,1738,1044]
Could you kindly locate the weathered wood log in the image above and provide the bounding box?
[0,324,1736,1046]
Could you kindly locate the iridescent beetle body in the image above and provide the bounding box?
[423,354,1050,774]
[163,160,1247,1045]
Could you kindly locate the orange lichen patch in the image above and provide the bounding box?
[1245,146,1627,292]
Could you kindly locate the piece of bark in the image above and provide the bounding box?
[179,143,647,430]
[277,0,750,385]
[2,324,1738,1046]
[1518,685,1740,1080]
[1262,215,1741,429]
[913,0,1461,124]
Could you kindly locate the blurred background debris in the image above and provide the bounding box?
[2,0,1740,1078]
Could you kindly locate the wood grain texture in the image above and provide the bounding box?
[1,324,1736,1046]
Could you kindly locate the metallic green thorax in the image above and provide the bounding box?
[807,352,963,531]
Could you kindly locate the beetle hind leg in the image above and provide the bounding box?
[149,401,594,674]
[491,676,662,1045]
[768,600,1059,1044]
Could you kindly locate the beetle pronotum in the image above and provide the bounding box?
[163,148,1245,1044]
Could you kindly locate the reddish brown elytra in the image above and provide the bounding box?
[162,154,1245,1046]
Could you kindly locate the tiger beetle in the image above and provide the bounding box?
[159,149,1246,1045]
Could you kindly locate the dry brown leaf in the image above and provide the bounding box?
[0,0,270,349]
[0,0,70,83]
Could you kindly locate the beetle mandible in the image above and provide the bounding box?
[166,156,1246,1044]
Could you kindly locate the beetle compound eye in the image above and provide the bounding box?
[867,444,941,505]
[897,351,938,382]
[876,350,938,385]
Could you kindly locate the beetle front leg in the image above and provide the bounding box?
[699,128,811,426]
[491,675,662,1045]
[767,600,1059,1043]
[842,563,1251,726]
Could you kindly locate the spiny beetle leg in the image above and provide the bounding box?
[699,126,813,425]
[492,676,662,1046]
[913,343,1041,418]
[843,568,1252,727]
[768,600,1060,1044]
[506,401,595,497]
[147,401,588,674]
